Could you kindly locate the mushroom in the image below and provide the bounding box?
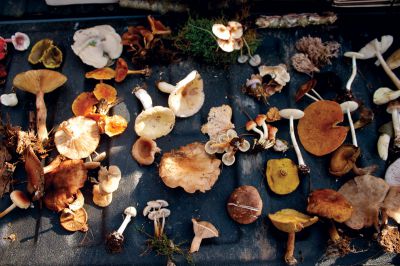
[28,39,63,68]
[156,70,205,117]
[0,32,30,51]
[98,165,121,194]
[68,190,84,211]
[279,109,310,174]
[93,83,117,103]
[385,158,400,186]
[377,225,400,253]
[24,146,44,201]
[343,52,365,92]
[0,93,18,107]
[227,185,262,224]
[115,58,151,82]
[227,21,243,39]
[269,209,318,265]
[266,158,300,195]
[143,200,170,238]
[92,184,112,207]
[133,86,175,139]
[159,142,221,193]
[85,67,115,80]
[60,208,88,232]
[259,64,290,88]
[147,15,171,35]
[212,24,230,40]
[387,101,400,148]
[295,79,323,102]
[13,70,67,143]
[338,174,389,231]
[340,101,359,147]
[377,122,393,161]
[201,105,235,141]
[329,144,360,177]
[71,92,99,116]
[105,206,137,253]
[255,114,269,142]
[386,48,400,70]
[190,219,219,253]
[0,190,30,218]
[382,186,400,225]
[55,116,100,159]
[373,87,400,105]
[249,54,261,67]
[131,136,160,165]
[246,120,264,141]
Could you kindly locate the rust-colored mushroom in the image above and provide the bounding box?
[131,136,160,165]
[115,58,151,82]
[71,92,99,116]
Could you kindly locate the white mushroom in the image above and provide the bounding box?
[143,200,170,238]
[237,54,249,64]
[340,101,359,147]
[249,54,261,67]
[217,38,235,53]
[212,24,230,40]
[373,87,400,105]
[344,52,365,91]
[246,120,264,140]
[0,93,18,107]
[222,150,236,166]
[387,101,400,148]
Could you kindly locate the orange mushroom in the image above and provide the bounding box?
[104,115,128,137]
[147,15,171,35]
[85,67,115,80]
[71,92,99,116]
[114,58,151,82]
[93,83,117,103]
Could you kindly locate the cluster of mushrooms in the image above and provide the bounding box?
[1,14,400,266]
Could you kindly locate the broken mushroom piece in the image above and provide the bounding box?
[0,190,30,218]
[55,116,100,159]
[131,136,160,165]
[24,146,44,201]
[378,122,393,161]
[387,101,400,148]
[343,52,365,92]
[133,86,175,139]
[106,206,137,253]
[85,67,115,81]
[373,87,400,105]
[279,109,310,174]
[227,185,262,224]
[269,209,318,265]
[190,219,219,253]
[385,158,400,186]
[60,208,88,232]
[340,101,359,147]
[266,158,300,195]
[13,69,67,143]
[201,105,235,141]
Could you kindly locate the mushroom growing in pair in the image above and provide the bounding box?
[190,219,219,253]
[106,206,137,253]
[93,165,122,207]
[156,70,205,117]
[143,200,170,238]
[0,190,30,218]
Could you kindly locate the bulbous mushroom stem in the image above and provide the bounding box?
[285,232,297,265]
[374,40,400,90]
[36,90,48,143]
[289,116,309,174]
[133,88,153,110]
[328,220,341,243]
[346,56,358,91]
[0,203,17,218]
[346,108,358,147]
[190,236,203,253]
[391,109,400,147]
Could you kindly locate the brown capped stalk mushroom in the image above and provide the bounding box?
[115,58,151,82]
[295,79,322,102]
[329,144,360,177]
[387,101,400,148]
[190,219,219,253]
[106,206,137,253]
[55,116,100,159]
[266,158,300,195]
[227,185,262,224]
[0,190,30,218]
[131,136,160,165]
[133,85,175,139]
[13,69,67,143]
[269,209,318,265]
[60,208,88,232]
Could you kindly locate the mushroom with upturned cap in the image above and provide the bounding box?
[190,219,219,253]
[0,190,30,218]
[131,136,161,165]
[227,185,262,224]
[106,206,137,253]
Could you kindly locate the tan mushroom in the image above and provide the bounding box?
[93,184,112,207]
[201,105,235,141]
[0,190,31,218]
[190,219,219,253]
[131,136,160,165]
[227,21,243,39]
[13,69,67,143]
[24,146,44,201]
[55,116,100,159]
[60,208,88,232]
[98,165,121,194]
[227,185,263,224]
[68,190,84,211]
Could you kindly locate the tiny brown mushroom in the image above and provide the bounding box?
[60,208,88,232]
[0,190,30,218]
[227,185,262,224]
[190,219,219,253]
[115,58,151,82]
[131,136,161,165]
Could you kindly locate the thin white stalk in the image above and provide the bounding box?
[117,215,132,235]
[305,93,319,102]
[374,40,400,90]
[252,127,264,140]
[289,116,306,166]
[346,56,358,91]
[346,108,358,147]
[311,89,324,100]
[260,122,269,141]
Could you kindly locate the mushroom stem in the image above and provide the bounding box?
[127,69,148,75]
[133,88,153,110]
[190,236,203,253]
[391,109,400,147]
[289,116,307,170]
[154,219,160,238]
[305,93,319,102]
[311,89,324,100]
[156,81,176,94]
[285,232,297,265]
[117,214,132,235]
[252,127,264,140]
[346,56,358,91]
[36,90,48,143]
[374,40,400,90]
[346,108,358,147]
[160,215,166,236]
[242,37,253,57]
[377,133,390,160]
[0,203,16,218]
[328,220,341,243]
[260,122,269,141]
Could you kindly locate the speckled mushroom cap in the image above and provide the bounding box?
[227,185,263,224]
[135,106,175,139]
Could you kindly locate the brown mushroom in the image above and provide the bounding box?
[227,185,262,224]
[190,219,219,253]
[13,70,67,143]
[148,15,171,35]
[60,208,88,232]
[329,144,360,177]
[43,189,74,212]
[131,136,160,165]
[85,67,115,80]
[201,105,235,141]
[0,190,30,218]
[24,146,44,201]
[115,58,151,82]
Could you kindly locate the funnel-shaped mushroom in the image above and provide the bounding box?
[190,219,219,253]
[269,209,318,265]
[55,116,100,159]
[131,136,160,165]
[13,70,67,143]
[133,86,175,139]
[0,190,30,218]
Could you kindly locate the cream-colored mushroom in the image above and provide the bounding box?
[212,24,230,40]
[190,219,219,253]
[93,184,113,207]
[98,165,121,194]
[373,87,400,105]
[131,136,160,165]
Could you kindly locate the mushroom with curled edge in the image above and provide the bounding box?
[156,70,205,118]
[343,52,365,93]
[269,209,318,265]
[190,219,219,253]
[227,185,262,224]
[143,200,170,238]
[340,101,359,148]
[133,85,175,140]
[13,69,67,144]
[377,122,393,161]
[0,32,30,52]
[387,101,400,148]
[60,208,88,232]
[279,109,310,174]
[0,190,31,218]
[373,87,400,105]
[131,136,160,165]
[106,206,137,254]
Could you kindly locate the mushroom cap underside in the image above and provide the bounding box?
[13,69,67,94]
[269,208,318,233]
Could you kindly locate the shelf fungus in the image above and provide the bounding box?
[143,200,170,238]
[269,209,318,265]
[190,219,219,253]
[131,136,160,165]
[227,185,262,224]
[159,142,221,193]
[266,158,300,195]
[106,206,137,253]
[28,39,63,68]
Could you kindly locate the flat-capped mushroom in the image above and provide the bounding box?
[340,101,359,147]
[227,185,262,224]
[212,24,230,40]
[0,190,30,218]
[93,83,117,103]
[387,101,400,147]
[104,115,128,137]
[377,122,393,161]
[13,69,67,143]
[85,67,115,80]
[266,158,300,195]
[344,52,365,92]
[92,184,112,207]
[269,209,318,265]
[133,86,175,139]
[373,87,400,105]
[98,165,121,194]
[60,208,88,232]
[190,219,219,253]
[386,48,400,70]
[385,158,400,186]
[279,109,309,174]
[131,136,160,165]
[55,116,100,159]
[106,206,137,253]
[217,38,235,53]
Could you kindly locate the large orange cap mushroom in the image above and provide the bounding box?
[298,100,348,156]
[85,67,115,80]
[71,92,99,116]
[93,83,117,104]
[104,115,128,137]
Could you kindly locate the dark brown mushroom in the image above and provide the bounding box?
[227,185,262,224]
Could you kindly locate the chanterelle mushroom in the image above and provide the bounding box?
[0,190,30,218]
[13,69,67,143]
[190,219,219,253]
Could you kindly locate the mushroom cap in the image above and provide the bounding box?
[71,92,99,116]
[386,48,400,70]
[201,105,235,141]
[258,64,290,86]
[24,146,44,200]
[269,209,318,233]
[307,189,353,222]
[385,158,400,186]
[147,15,171,35]
[41,45,63,69]
[135,106,175,140]
[249,55,262,67]
[13,69,67,94]
[192,219,219,239]
[329,144,360,177]
[386,101,400,114]
[266,158,300,195]
[298,100,348,156]
[255,114,267,126]
[10,190,30,209]
[98,165,121,194]
[159,142,221,193]
[222,151,235,166]
[131,136,160,165]
[373,87,400,105]
[124,206,137,217]
[93,83,117,103]
[217,38,235,52]
[279,109,304,120]
[227,21,243,39]
[115,58,128,82]
[60,208,88,232]
[340,101,359,113]
[358,35,393,59]
[295,79,317,102]
[212,24,230,40]
[168,70,205,118]
[85,67,116,80]
[382,186,400,224]
[105,115,128,137]
[233,38,244,50]
[68,190,84,212]
[338,174,390,230]
[93,184,112,207]
[28,39,53,64]
[344,51,365,59]
[227,185,263,224]
[43,189,74,212]
[245,120,257,131]
[11,32,30,51]
[55,116,100,159]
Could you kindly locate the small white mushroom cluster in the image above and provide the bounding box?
[205,129,250,166]
[246,115,278,150]
[143,200,171,238]
[93,165,121,207]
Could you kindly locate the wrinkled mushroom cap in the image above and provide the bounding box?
[227,185,263,224]
[266,158,300,195]
[338,174,390,230]
[93,184,112,207]
[131,136,160,165]
[60,208,88,232]
[358,35,393,59]
[298,100,348,156]
[329,144,360,177]
[71,92,99,116]
[385,158,400,186]
[192,218,219,238]
[159,142,221,193]
[387,48,400,70]
[10,190,31,209]
[168,70,205,118]
[269,209,318,233]
[135,106,175,140]
[28,39,53,64]
[383,186,400,224]
[13,69,67,95]
[55,116,100,159]
[307,189,353,222]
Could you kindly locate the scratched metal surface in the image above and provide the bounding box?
[0,15,400,265]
